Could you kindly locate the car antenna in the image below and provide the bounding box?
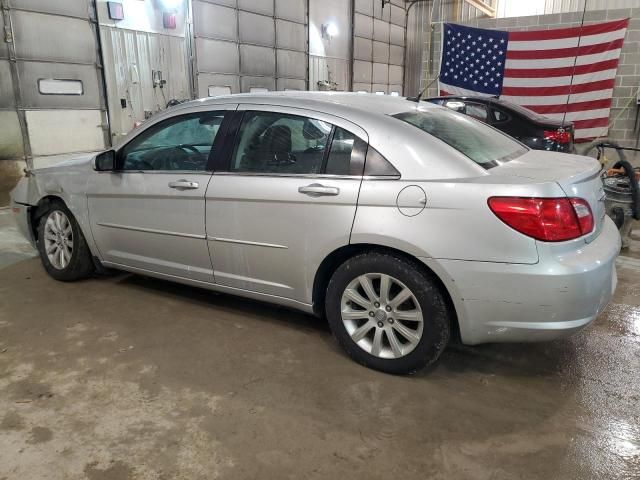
[407,76,439,103]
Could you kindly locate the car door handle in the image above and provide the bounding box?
[168,180,199,190]
[298,184,340,197]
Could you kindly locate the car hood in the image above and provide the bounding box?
[31,152,98,175]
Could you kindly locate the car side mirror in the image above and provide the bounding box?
[95,150,116,171]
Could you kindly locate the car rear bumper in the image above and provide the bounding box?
[423,216,621,345]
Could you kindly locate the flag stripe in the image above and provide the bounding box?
[500,89,614,106]
[526,98,612,114]
[501,68,617,87]
[505,49,622,69]
[506,38,624,60]
[508,18,628,41]
[572,117,610,129]
[538,108,611,122]
[439,83,496,97]
[504,59,620,78]
[501,78,615,96]
[507,27,626,51]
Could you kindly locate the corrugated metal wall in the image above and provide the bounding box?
[352,0,406,94]
[192,0,308,96]
[0,0,107,164]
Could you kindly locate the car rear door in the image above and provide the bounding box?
[87,105,236,282]
[205,104,368,304]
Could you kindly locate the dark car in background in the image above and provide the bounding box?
[427,96,575,153]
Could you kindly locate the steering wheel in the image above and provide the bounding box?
[267,152,297,166]
[177,144,200,155]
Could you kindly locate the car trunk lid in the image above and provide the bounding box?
[490,150,606,243]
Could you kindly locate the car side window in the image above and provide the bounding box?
[120,112,225,171]
[325,127,363,176]
[492,109,509,122]
[464,103,489,122]
[230,111,332,174]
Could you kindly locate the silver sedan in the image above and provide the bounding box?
[10,92,620,374]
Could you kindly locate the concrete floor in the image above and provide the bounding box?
[0,209,639,480]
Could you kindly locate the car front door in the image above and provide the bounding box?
[205,105,368,304]
[87,105,236,282]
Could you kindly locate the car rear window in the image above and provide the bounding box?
[393,109,527,169]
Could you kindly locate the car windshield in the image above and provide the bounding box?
[393,108,528,169]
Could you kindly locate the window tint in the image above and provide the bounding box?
[465,103,489,121]
[121,112,225,171]
[325,127,357,175]
[364,146,400,177]
[393,109,527,169]
[493,109,508,122]
[230,111,331,174]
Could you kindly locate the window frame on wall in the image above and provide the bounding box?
[37,78,84,96]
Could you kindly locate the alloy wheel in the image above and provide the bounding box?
[340,273,424,359]
[43,210,74,270]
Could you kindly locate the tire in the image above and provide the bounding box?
[325,251,450,375]
[36,200,95,281]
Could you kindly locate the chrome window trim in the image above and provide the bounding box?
[102,170,213,175]
[211,171,399,180]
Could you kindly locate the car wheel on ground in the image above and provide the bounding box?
[325,251,451,375]
[36,200,95,281]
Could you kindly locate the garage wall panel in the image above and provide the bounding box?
[276,20,305,50]
[239,11,275,45]
[240,45,276,76]
[276,78,306,90]
[239,0,273,15]
[26,110,104,156]
[0,111,24,160]
[0,61,15,108]
[275,0,305,22]
[277,50,306,79]
[196,39,239,73]
[240,76,276,92]
[193,2,237,40]
[355,0,373,16]
[194,0,308,95]
[12,11,96,64]
[353,1,406,94]
[9,0,90,19]
[18,62,101,109]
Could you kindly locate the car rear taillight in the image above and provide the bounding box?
[488,197,594,242]
[544,129,572,145]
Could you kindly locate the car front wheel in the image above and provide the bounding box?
[36,200,95,281]
[325,252,450,374]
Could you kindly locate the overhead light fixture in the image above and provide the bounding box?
[159,0,182,10]
[321,22,338,40]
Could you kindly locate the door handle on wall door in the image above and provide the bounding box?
[298,184,340,197]
[168,180,199,190]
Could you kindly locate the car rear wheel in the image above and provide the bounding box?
[325,252,450,374]
[36,200,94,281]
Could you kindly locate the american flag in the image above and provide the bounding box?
[438,19,629,141]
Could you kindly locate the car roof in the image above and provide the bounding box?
[176,91,440,118]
